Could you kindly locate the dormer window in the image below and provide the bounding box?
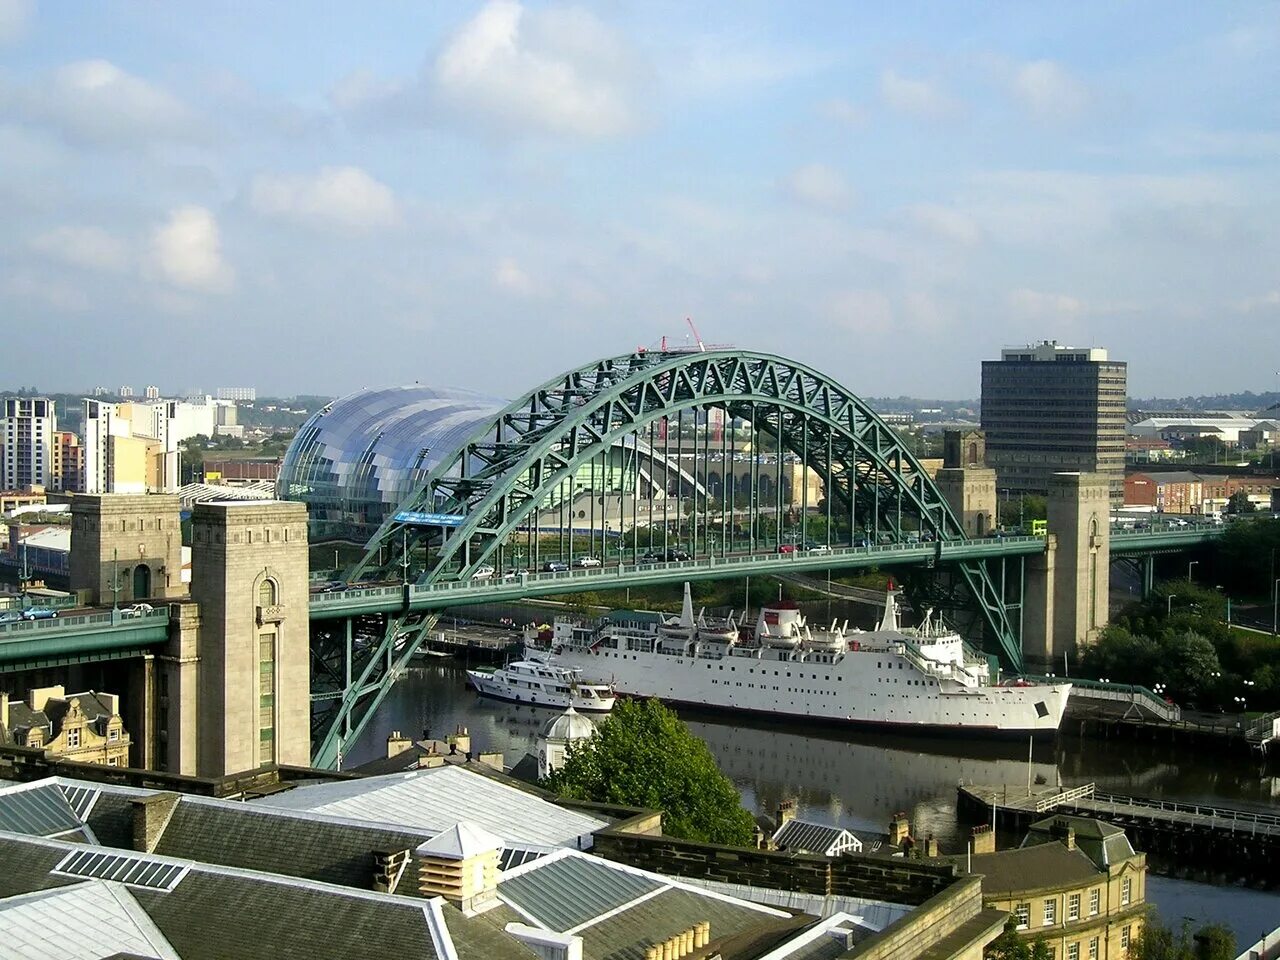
[66,728,81,749]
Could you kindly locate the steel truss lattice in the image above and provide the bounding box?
[311,350,1023,767]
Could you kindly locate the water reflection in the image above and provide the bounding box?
[356,662,1280,941]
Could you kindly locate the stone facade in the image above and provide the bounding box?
[1,685,131,767]
[1047,473,1110,657]
[69,494,185,604]
[190,501,310,777]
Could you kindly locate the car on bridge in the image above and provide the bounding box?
[124,603,154,618]
[573,556,601,568]
[312,580,349,593]
[20,607,58,621]
[802,541,830,553]
[471,565,495,580]
[777,543,797,554]
[666,549,692,561]
[542,561,569,572]
[639,550,664,563]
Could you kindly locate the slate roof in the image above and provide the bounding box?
[968,842,1102,895]
[151,796,437,888]
[4,700,51,739]
[772,819,858,857]
[0,881,181,960]
[486,850,799,960]
[254,765,607,848]
[0,832,536,960]
[1024,815,1137,870]
[417,821,503,860]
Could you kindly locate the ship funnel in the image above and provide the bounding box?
[680,582,695,628]
[878,584,900,632]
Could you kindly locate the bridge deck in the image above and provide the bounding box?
[959,783,1280,837]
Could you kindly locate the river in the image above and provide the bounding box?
[354,660,1279,943]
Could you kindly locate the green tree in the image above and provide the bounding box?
[1132,914,1235,960]
[984,918,1053,960]
[1224,490,1256,515]
[543,698,756,845]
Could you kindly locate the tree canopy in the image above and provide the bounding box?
[542,698,757,846]
[984,919,1052,960]
[1132,914,1235,960]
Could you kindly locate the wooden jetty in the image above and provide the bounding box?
[958,782,1280,889]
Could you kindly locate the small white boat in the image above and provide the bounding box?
[467,660,615,712]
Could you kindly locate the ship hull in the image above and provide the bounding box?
[538,646,1069,737]
[467,669,615,713]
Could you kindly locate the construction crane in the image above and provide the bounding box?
[686,317,706,352]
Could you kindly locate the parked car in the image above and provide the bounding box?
[542,561,569,572]
[471,565,495,580]
[573,556,602,568]
[22,607,58,621]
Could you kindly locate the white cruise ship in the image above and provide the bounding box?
[525,584,1069,738]
[467,660,616,713]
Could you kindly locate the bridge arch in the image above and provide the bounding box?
[315,350,1022,767]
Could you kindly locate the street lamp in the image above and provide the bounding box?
[1166,594,1178,616]
[1187,560,1198,583]
[1274,578,1280,637]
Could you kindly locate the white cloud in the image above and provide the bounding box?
[784,163,853,212]
[906,204,981,246]
[29,225,131,272]
[879,69,956,118]
[494,256,538,296]
[816,97,866,128]
[432,0,636,138]
[826,289,893,334]
[1009,60,1088,120]
[0,0,32,44]
[250,166,399,229]
[1007,288,1084,322]
[149,206,232,292]
[5,59,195,144]
[1233,290,1280,314]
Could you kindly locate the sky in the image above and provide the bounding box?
[1,1,1278,401]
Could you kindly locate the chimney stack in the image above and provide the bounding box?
[373,849,412,894]
[776,798,797,829]
[386,730,412,759]
[131,793,180,852]
[971,823,996,854]
[888,811,911,847]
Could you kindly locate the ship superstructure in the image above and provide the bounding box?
[525,584,1069,737]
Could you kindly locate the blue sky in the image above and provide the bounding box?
[2,1,1278,399]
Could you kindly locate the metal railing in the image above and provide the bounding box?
[1027,675,1182,722]
[1034,783,1096,813]
[0,605,171,640]
[1084,792,1280,834]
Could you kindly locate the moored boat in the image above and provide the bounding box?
[467,660,615,712]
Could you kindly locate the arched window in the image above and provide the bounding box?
[259,579,277,608]
[968,443,978,465]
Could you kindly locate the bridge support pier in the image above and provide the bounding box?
[1022,535,1056,672]
[1048,473,1110,666]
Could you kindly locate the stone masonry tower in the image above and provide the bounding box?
[69,494,185,605]
[1047,473,1110,660]
[934,430,998,538]
[189,501,310,777]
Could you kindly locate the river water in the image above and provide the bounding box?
[355,661,1280,942]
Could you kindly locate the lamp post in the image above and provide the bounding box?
[1166,594,1178,616]
[1274,578,1279,637]
[1187,560,1198,583]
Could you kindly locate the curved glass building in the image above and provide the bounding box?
[277,385,506,542]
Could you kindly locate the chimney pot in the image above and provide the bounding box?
[131,793,180,853]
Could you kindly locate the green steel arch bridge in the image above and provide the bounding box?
[303,348,1226,768]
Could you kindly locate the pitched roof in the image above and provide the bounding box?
[0,881,181,960]
[1024,816,1136,871]
[968,842,1102,895]
[416,822,503,860]
[772,819,858,857]
[486,849,797,960]
[253,765,607,849]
